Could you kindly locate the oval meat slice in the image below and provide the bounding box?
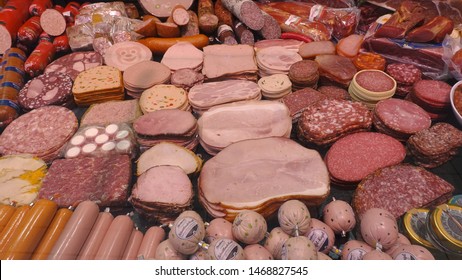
[161,42,203,71]
[315,54,357,86]
[325,132,406,185]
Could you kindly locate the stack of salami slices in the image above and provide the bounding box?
[199,137,330,221]
[257,74,292,100]
[18,72,74,111]
[348,70,396,109]
[38,154,132,208]
[288,60,319,90]
[407,123,462,168]
[280,88,326,123]
[129,165,193,223]
[188,80,261,115]
[373,99,431,141]
[72,66,124,106]
[407,80,452,120]
[80,99,142,126]
[297,99,372,147]
[256,46,302,77]
[133,109,199,151]
[0,106,78,163]
[325,132,406,187]
[353,164,455,218]
[139,84,189,114]
[123,61,171,99]
[317,86,350,100]
[44,51,103,81]
[385,63,422,98]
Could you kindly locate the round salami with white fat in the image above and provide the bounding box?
[278,200,311,237]
[232,210,267,245]
[18,72,73,110]
[208,238,244,260]
[205,218,234,244]
[44,51,103,80]
[359,208,399,250]
[281,236,318,260]
[168,211,206,255]
[340,240,373,260]
[391,244,435,260]
[325,132,406,185]
[322,199,356,236]
[244,244,274,260]
[386,63,422,85]
[263,227,290,260]
[304,218,335,254]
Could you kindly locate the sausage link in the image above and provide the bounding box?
[77,209,114,260]
[0,204,16,233]
[0,204,31,253]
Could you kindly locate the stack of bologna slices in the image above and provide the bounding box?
[2,0,462,262]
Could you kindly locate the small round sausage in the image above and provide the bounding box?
[278,200,311,237]
[232,210,267,245]
[168,211,206,255]
[243,244,273,260]
[281,236,318,260]
[304,218,335,254]
[362,249,393,260]
[360,208,399,250]
[322,199,356,236]
[263,227,290,260]
[208,238,245,260]
[205,218,234,243]
[341,240,373,260]
[385,233,411,256]
[391,244,435,260]
[155,239,187,260]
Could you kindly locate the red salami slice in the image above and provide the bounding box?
[412,80,452,108]
[325,132,406,185]
[355,70,395,92]
[353,164,455,218]
[373,98,431,140]
[44,51,103,80]
[317,86,350,100]
[18,72,73,111]
[280,88,326,122]
[386,63,422,86]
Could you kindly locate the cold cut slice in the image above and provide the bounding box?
[44,51,103,81]
[40,9,66,36]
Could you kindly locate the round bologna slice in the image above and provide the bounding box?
[123,61,171,90]
[104,41,152,72]
[374,98,431,138]
[44,51,103,81]
[139,84,188,114]
[325,132,406,185]
[18,72,73,111]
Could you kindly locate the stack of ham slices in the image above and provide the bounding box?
[256,46,302,77]
[199,137,330,221]
[133,109,199,151]
[130,165,193,224]
[188,80,261,115]
[123,61,171,99]
[160,42,204,72]
[197,101,292,155]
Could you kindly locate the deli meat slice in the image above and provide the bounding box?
[325,132,406,186]
[188,80,261,113]
[202,44,258,79]
[44,51,103,80]
[197,101,292,155]
[315,54,357,87]
[38,155,131,208]
[161,42,204,71]
[353,164,455,218]
[199,137,330,220]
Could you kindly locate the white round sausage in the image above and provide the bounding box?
[232,210,267,245]
[278,200,311,237]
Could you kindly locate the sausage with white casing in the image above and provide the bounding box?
[232,210,267,244]
[304,218,335,254]
[322,198,356,237]
[281,236,318,260]
[168,211,206,255]
[278,199,311,237]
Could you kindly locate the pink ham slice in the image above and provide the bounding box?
[134,109,197,137]
[199,137,330,220]
[160,42,203,71]
[202,44,258,79]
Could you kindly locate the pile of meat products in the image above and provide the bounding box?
[1,0,462,262]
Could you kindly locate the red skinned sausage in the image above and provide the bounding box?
[24,40,55,77]
[29,0,53,16]
[17,16,43,46]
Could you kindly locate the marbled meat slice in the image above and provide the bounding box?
[325,132,406,184]
[317,86,350,100]
[44,51,103,80]
[0,106,78,159]
[297,99,372,146]
[385,63,422,85]
[353,164,455,218]
[38,155,131,207]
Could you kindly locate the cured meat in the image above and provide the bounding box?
[257,74,292,99]
[197,101,292,155]
[232,210,267,245]
[349,70,396,109]
[254,39,303,52]
[359,208,399,250]
[160,42,203,71]
[280,88,326,122]
[304,218,335,254]
[353,164,455,218]
[315,54,357,87]
[123,61,171,98]
[188,80,261,114]
[407,122,462,168]
[199,137,330,221]
[244,244,274,260]
[373,98,431,141]
[170,69,204,91]
[298,40,336,59]
[408,79,452,120]
[139,0,193,18]
[340,240,373,260]
[80,99,141,127]
[44,51,103,81]
[221,0,265,31]
[103,41,152,72]
[18,72,73,111]
[317,86,350,100]
[40,8,66,36]
[288,60,319,90]
[278,200,311,237]
[0,106,77,163]
[38,155,131,208]
[256,46,302,77]
[325,132,406,186]
[264,227,290,260]
[385,63,422,97]
[353,52,386,71]
[297,99,372,146]
[168,211,206,255]
[281,236,318,260]
[322,199,356,236]
[336,34,364,58]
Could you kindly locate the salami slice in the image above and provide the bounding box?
[44,51,103,80]
[353,164,455,218]
[317,86,350,100]
[325,132,406,185]
[18,72,73,111]
[386,63,422,86]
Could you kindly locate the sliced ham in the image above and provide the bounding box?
[202,44,258,79]
[298,41,336,59]
[133,109,197,137]
[160,42,204,71]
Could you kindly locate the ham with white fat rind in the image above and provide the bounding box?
[199,137,330,221]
